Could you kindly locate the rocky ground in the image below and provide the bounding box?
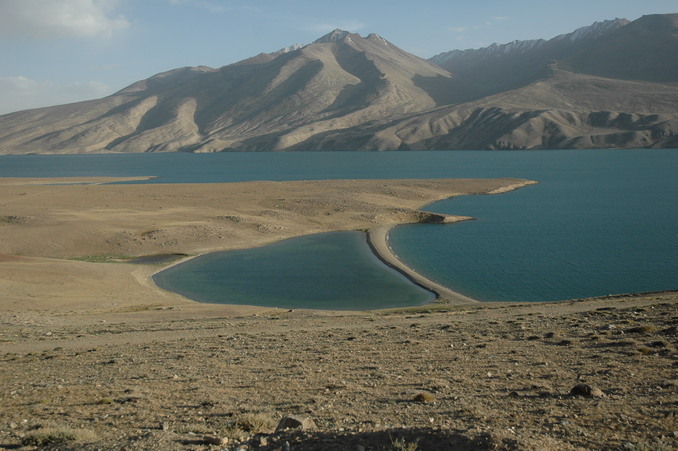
[1,291,676,450]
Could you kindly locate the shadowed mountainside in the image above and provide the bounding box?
[0,14,677,153]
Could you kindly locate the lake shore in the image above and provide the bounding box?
[1,176,676,450]
[0,176,535,315]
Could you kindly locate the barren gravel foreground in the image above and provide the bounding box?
[2,293,676,450]
[0,178,676,450]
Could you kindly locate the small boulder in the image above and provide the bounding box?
[275,415,316,432]
[569,384,604,398]
[413,391,436,403]
[203,435,228,446]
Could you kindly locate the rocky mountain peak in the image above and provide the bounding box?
[314,29,351,43]
[278,43,303,54]
[366,33,390,46]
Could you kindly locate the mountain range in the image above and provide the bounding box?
[1,13,677,153]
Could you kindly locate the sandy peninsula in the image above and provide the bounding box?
[0,177,534,314]
[0,177,676,450]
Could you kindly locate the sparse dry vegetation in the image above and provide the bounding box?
[21,423,98,447]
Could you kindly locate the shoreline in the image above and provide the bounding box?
[149,227,476,308]
[0,176,155,185]
[367,226,477,304]
[0,177,538,314]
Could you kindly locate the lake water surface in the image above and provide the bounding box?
[153,231,435,309]
[2,150,676,307]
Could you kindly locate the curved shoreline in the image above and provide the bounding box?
[149,180,540,306]
[367,226,477,304]
[152,229,478,307]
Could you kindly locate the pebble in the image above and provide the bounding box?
[276,415,316,432]
[413,391,436,403]
[203,435,228,446]
[570,384,605,398]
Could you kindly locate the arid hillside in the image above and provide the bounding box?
[0,14,677,153]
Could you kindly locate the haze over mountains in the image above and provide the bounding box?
[1,13,677,153]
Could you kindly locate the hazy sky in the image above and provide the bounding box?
[0,0,675,114]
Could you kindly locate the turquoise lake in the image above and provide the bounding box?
[2,149,676,307]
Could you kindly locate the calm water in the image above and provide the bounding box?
[4,150,666,182]
[153,231,435,309]
[2,150,676,306]
[391,179,677,302]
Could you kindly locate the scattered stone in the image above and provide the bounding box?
[648,340,668,348]
[275,415,316,432]
[626,325,657,334]
[413,391,436,403]
[638,345,659,355]
[203,435,228,446]
[570,384,605,398]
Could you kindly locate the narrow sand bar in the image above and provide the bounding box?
[368,226,477,303]
[0,176,155,185]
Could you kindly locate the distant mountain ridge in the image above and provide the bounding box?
[429,18,632,96]
[0,14,677,153]
[431,18,630,65]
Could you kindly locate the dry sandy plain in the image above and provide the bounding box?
[0,177,676,450]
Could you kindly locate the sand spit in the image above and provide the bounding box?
[1,177,676,450]
[0,176,155,185]
[367,226,476,303]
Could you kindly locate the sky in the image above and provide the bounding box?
[0,0,676,115]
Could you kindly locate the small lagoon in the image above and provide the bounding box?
[153,231,435,310]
